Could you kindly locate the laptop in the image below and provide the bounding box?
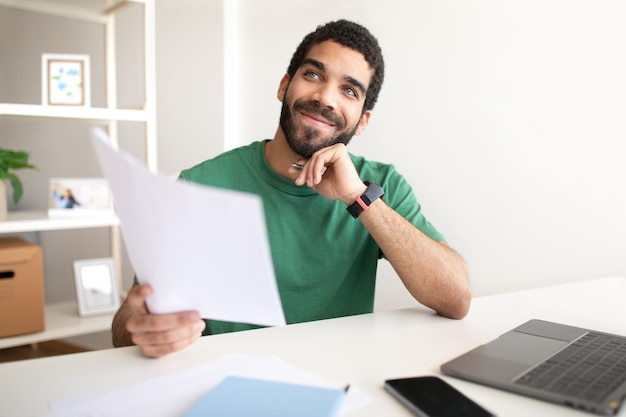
[441,319,626,415]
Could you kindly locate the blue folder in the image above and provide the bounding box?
[183,375,348,417]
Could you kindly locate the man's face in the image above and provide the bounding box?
[278,41,373,158]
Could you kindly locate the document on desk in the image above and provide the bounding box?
[90,128,286,326]
[43,354,371,417]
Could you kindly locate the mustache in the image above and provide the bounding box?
[293,100,345,129]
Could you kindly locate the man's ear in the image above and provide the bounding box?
[277,74,290,102]
[354,110,372,136]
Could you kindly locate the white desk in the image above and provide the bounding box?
[1,276,625,417]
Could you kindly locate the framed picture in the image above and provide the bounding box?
[48,178,114,217]
[73,258,120,317]
[41,53,91,106]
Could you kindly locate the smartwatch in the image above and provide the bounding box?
[346,180,385,218]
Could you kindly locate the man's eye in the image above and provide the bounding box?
[344,87,357,98]
[304,70,320,80]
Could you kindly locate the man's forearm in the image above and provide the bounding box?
[359,199,472,319]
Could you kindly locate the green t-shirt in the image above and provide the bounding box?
[179,140,444,335]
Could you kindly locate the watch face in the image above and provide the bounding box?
[346,181,384,218]
[363,181,384,203]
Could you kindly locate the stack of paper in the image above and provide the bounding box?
[42,354,371,417]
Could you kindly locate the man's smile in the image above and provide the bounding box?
[298,110,335,128]
[292,99,345,130]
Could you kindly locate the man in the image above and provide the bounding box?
[112,19,471,358]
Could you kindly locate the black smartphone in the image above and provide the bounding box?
[384,376,495,417]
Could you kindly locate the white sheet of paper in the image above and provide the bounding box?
[90,128,286,326]
[43,354,371,417]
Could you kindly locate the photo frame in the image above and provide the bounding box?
[48,178,114,217]
[73,258,120,317]
[41,53,91,106]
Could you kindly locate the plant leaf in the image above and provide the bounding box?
[0,148,36,204]
[6,173,23,205]
[0,149,36,170]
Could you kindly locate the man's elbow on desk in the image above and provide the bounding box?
[439,297,472,320]
[420,273,472,320]
[435,284,472,320]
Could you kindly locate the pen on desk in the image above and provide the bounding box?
[344,384,350,392]
[290,163,304,170]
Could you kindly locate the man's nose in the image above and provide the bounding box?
[310,82,338,110]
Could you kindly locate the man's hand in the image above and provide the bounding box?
[112,284,206,358]
[292,143,366,204]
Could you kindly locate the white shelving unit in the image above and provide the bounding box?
[0,0,156,349]
[0,212,122,350]
[0,210,119,234]
[0,103,150,121]
[0,302,116,350]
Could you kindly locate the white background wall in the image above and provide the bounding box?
[223,0,626,309]
[2,1,626,320]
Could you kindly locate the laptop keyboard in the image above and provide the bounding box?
[515,332,626,402]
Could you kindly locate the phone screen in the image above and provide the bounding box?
[384,376,495,417]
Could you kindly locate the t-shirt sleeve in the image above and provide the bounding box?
[375,164,446,244]
[385,171,445,242]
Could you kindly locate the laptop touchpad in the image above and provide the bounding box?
[480,331,568,366]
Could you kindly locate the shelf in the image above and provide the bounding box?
[0,103,149,122]
[0,0,138,23]
[0,301,114,349]
[0,0,155,350]
[0,210,119,234]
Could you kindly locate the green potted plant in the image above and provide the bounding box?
[0,148,37,219]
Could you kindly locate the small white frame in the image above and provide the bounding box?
[42,53,91,106]
[73,258,120,317]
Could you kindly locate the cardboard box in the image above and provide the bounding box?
[0,237,45,337]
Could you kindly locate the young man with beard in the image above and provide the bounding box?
[112,19,472,358]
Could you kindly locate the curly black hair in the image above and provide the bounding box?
[286,19,385,113]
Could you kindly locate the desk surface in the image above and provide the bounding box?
[1,276,625,417]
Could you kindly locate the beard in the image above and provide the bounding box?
[279,97,359,159]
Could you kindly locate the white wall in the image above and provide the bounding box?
[155,0,224,177]
[224,0,626,309]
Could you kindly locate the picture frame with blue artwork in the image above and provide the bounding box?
[41,53,91,106]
